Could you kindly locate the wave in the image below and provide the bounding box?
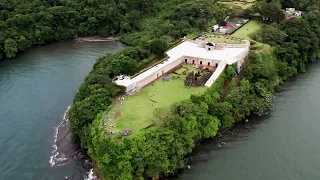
[49,105,71,167]
[84,168,97,180]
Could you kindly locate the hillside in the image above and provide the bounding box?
[0,0,169,59]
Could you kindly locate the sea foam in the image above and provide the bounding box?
[49,105,71,167]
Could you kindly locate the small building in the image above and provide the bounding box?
[286,8,295,12]
[205,42,215,51]
[284,8,303,20]
[293,10,302,16]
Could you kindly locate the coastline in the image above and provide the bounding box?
[75,36,118,42]
[51,106,98,179]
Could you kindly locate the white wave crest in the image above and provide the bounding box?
[49,105,71,167]
[84,168,97,180]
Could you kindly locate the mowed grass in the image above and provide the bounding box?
[232,20,262,40]
[107,65,207,135]
[220,0,256,9]
[232,20,270,51]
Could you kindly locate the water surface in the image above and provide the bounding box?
[0,40,124,180]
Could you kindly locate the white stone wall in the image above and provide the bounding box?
[136,57,184,88]
[184,56,219,67]
[134,55,222,89]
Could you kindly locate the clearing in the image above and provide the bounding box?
[106,64,207,136]
[220,0,256,9]
[232,20,270,50]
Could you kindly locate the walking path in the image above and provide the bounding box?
[205,62,226,87]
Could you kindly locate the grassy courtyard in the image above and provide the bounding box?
[106,65,207,135]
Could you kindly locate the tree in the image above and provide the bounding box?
[4,38,18,58]
[260,25,287,45]
[149,38,168,55]
[254,1,285,22]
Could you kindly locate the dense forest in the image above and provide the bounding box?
[0,0,178,59]
[3,0,320,179]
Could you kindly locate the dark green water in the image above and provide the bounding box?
[0,40,124,180]
[175,63,320,180]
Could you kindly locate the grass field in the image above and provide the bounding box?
[106,65,207,136]
[232,20,261,40]
[232,20,270,50]
[220,0,256,9]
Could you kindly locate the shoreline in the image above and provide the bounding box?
[51,106,97,179]
[75,36,118,42]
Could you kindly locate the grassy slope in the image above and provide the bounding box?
[232,20,270,50]
[220,0,256,9]
[232,20,262,39]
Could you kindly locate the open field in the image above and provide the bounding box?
[220,0,256,9]
[106,65,207,136]
[232,20,270,50]
[232,20,261,40]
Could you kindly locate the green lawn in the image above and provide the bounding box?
[232,20,262,40]
[106,65,207,135]
[232,20,270,51]
[220,0,256,9]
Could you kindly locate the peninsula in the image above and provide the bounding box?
[67,0,320,179]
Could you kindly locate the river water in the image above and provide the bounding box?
[0,40,124,180]
[175,63,320,180]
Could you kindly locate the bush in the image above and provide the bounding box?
[226,65,236,78]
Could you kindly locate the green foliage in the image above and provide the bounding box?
[253,1,285,22]
[149,38,168,54]
[0,0,161,60]
[258,7,320,76]
[226,65,236,79]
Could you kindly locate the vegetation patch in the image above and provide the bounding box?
[232,20,270,51]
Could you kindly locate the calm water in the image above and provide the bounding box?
[175,63,320,180]
[0,40,124,180]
